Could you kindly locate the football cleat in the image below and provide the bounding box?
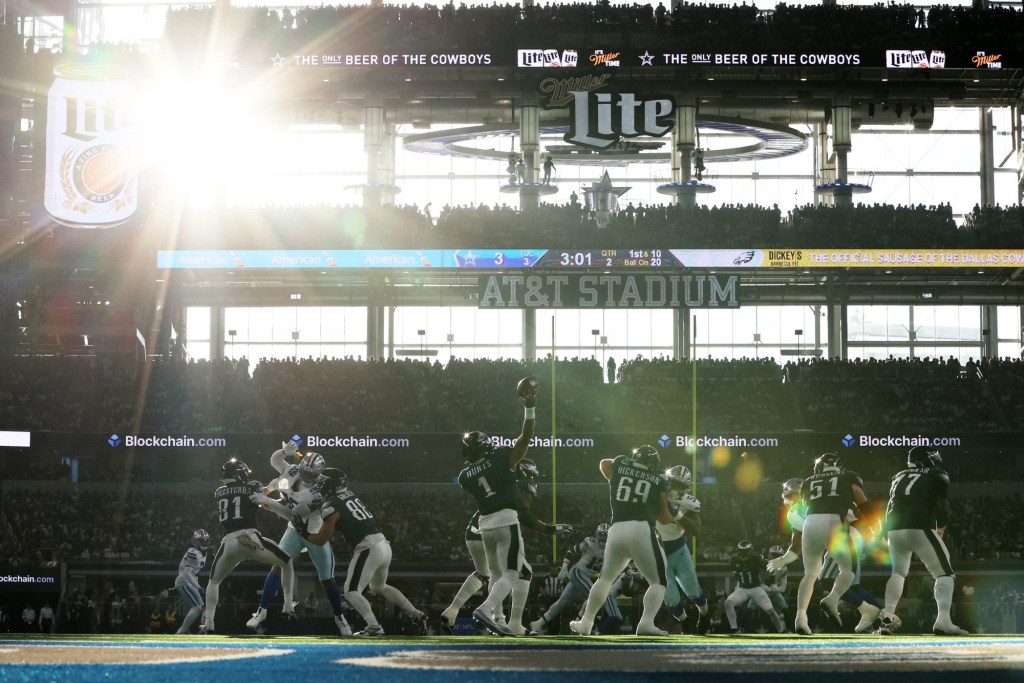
[354,624,386,637]
[933,621,969,636]
[569,618,593,636]
[281,608,298,621]
[508,623,537,636]
[855,604,881,633]
[245,608,267,631]
[794,615,812,635]
[408,609,428,635]
[440,609,457,634]
[874,611,902,635]
[637,624,670,636]
[819,597,843,629]
[473,607,514,636]
[198,622,214,635]
[335,614,353,636]
[529,616,548,634]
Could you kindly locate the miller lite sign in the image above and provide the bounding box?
[564,91,675,149]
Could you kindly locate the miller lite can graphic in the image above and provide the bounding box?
[44,64,138,228]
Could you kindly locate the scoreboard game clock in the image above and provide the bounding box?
[539,249,681,268]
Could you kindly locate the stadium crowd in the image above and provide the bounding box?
[1,355,1022,438]
[16,203,1024,255]
[151,2,1024,67]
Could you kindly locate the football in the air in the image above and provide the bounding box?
[517,376,539,397]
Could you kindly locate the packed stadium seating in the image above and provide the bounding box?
[2,356,1022,438]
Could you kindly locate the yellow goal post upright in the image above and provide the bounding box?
[550,320,558,563]
[691,314,698,559]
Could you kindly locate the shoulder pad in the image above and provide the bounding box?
[846,470,865,487]
[935,469,951,484]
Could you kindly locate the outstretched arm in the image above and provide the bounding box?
[271,440,298,474]
[767,531,802,572]
[250,493,293,522]
[508,385,537,469]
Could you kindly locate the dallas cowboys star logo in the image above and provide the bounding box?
[639,51,655,66]
[271,53,285,67]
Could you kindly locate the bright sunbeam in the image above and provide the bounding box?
[140,71,260,202]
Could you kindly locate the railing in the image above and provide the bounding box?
[815,168,875,189]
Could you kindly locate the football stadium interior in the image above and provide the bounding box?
[2,0,1024,679]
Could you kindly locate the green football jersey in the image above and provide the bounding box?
[607,454,668,525]
[801,470,863,517]
[322,488,380,547]
[458,447,519,516]
[885,466,950,531]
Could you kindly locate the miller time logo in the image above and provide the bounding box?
[564,91,675,149]
[589,50,621,67]
[972,51,1002,69]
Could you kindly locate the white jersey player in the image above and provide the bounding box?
[530,526,609,633]
[174,529,208,634]
[248,441,352,635]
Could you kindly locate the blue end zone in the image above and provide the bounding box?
[1,636,1023,683]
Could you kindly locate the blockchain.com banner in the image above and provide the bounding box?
[16,430,1016,454]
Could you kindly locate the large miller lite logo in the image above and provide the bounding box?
[564,91,675,149]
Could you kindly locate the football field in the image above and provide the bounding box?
[2,634,1024,682]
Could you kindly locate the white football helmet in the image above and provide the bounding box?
[298,452,326,485]
[781,477,803,505]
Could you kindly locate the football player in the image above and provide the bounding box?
[174,529,209,634]
[768,478,883,633]
[788,453,869,635]
[440,510,491,633]
[656,464,708,632]
[877,446,968,636]
[456,377,537,636]
[201,459,296,633]
[248,442,352,635]
[507,457,573,635]
[530,523,612,634]
[570,445,675,637]
[293,468,426,636]
[758,545,789,617]
[724,541,785,634]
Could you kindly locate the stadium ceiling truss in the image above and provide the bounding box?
[402,116,808,165]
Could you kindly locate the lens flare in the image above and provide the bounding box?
[734,456,763,493]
